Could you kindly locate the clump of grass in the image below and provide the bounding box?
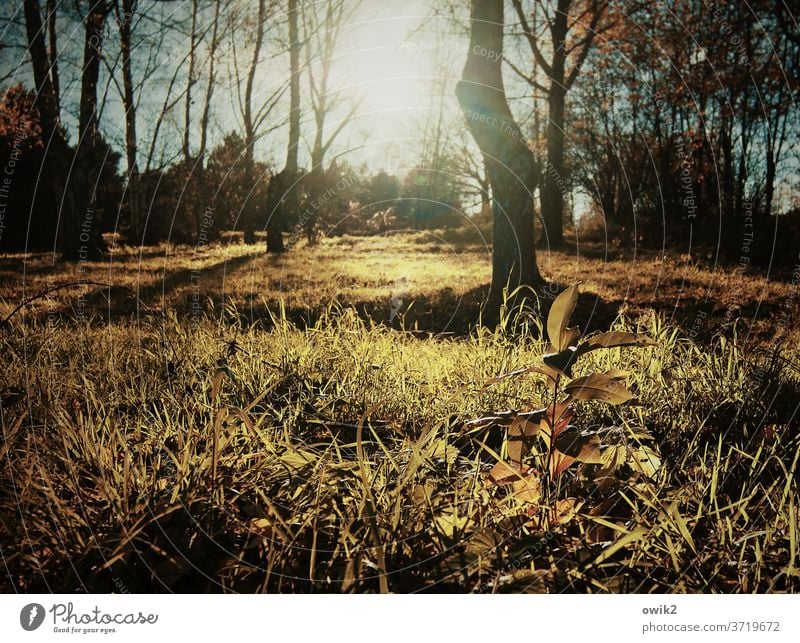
[1,298,798,592]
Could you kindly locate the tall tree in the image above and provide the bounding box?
[456,0,543,322]
[23,0,60,151]
[266,0,300,253]
[236,0,285,243]
[71,0,110,260]
[45,0,60,112]
[183,0,200,165]
[298,0,362,244]
[23,0,74,256]
[114,0,143,242]
[511,0,608,247]
[302,0,361,175]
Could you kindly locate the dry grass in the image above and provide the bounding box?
[2,231,796,343]
[1,231,798,592]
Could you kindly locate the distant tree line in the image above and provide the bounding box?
[0,0,796,271]
[503,0,798,265]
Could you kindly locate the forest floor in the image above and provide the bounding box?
[2,229,798,344]
[1,230,799,592]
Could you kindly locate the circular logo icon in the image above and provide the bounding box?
[20,603,45,631]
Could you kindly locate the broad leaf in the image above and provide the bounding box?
[428,438,459,466]
[553,429,604,464]
[511,471,541,504]
[539,402,574,447]
[629,446,662,478]
[547,284,580,351]
[577,332,657,356]
[542,346,578,376]
[488,460,524,486]
[507,411,543,467]
[466,529,502,556]
[495,568,549,593]
[550,451,576,477]
[594,444,627,490]
[464,408,542,429]
[434,509,469,539]
[551,498,582,525]
[279,449,318,471]
[564,373,635,404]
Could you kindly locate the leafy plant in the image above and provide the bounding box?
[469,284,661,527]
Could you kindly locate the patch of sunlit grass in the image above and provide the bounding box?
[1,291,798,592]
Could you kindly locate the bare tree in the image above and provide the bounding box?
[232,0,286,243]
[25,0,109,260]
[72,0,110,260]
[299,0,362,244]
[265,0,301,253]
[45,0,59,111]
[23,0,61,152]
[456,0,543,323]
[302,0,361,174]
[510,0,608,246]
[23,0,75,257]
[183,0,200,164]
[113,0,144,242]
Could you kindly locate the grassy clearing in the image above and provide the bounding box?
[2,308,799,592]
[3,231,797,341]
[1,232,799,592]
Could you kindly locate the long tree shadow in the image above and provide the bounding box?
[17,250,779,347]
[29,251,263,324]
[225,282,623,339]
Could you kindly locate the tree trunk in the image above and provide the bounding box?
[116,0,142,243]
[541,85,566,246]
[539,7,568,248]
[66,0,108,261]
[193,0,221,243]
[183,0,198,164]
[266,0,300,254]
[46,0,60,112]
[243,0,267,244]
[265,171,286,253]
[286,0,300,175]
[24,0,73,256]
[456,0,542,323]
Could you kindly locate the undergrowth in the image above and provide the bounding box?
[1,302,798,592]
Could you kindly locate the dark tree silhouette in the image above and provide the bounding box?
[456,0,543,323]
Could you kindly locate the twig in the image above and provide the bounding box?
[1,280,147,324]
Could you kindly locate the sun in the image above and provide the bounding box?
[329,3,460,148]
